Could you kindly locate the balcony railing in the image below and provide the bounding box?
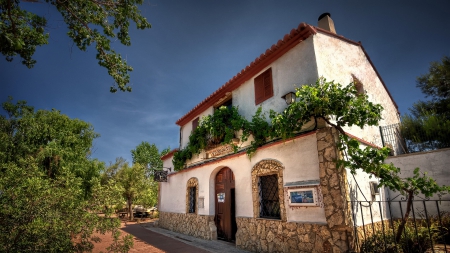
[379,123,450,155]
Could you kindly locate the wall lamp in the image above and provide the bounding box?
[281,92,296,105]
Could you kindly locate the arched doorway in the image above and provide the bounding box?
[214,167,237,242]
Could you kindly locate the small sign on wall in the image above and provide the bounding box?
[288,187,319,207]
[198,197,204,208]
[217,193,225,203]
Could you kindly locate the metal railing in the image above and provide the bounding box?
[350,198,450,253]
[380,123,450,155]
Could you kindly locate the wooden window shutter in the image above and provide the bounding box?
[192,117,199,131]
[254,74,264,105]
[254,68,273,105]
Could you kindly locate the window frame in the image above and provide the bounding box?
[186,177,199,214]
[188,186,196,213]
[258,174,281,219]
[192,117,199,132]
[254,68,274,105]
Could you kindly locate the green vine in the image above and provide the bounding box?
[173,78,382,171]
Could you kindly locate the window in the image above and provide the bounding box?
[186,177,198,214]
[369,181,379,196]
[254,68,273,105]
[192,117,199,132]
[215,98,232,111]
[188,186,196,213]
[258,174,281,219]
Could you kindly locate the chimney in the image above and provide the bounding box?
[318,13,336,34]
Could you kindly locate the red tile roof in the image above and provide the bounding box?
[175,22,398,127]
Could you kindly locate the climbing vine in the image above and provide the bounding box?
[173,78,383,171]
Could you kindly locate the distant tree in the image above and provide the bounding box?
[130,142,170,208]
[414,55,450,118]
[401,56,450,151]
[114,163,147,220]
[0,0,151,92]
[131,141,170,176]
[101,157,127,185]
[0,97,132,252]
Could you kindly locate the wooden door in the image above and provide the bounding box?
[215,167,236,241]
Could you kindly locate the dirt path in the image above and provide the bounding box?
[92,219,164,253]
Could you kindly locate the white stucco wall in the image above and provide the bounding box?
[384,148,450,218]
[180,107,214,149]
[313,32,400,147]
[233,36,319,121]
[160,133,327,223]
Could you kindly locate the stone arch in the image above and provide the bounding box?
[251,159,286,221]
[186,177,199,214]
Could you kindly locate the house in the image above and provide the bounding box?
[158,13,400,253]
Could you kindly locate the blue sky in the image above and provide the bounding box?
[1,0,450,165]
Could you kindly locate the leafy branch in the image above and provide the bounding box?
[0,0,151,92]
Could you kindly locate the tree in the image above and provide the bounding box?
[114,162,147,220]
[415,55,450,118]
[0,97,132,252]
[0,0,151,92]
[401,55,450,151]
[131,142,170,208]
[131,141,170,175]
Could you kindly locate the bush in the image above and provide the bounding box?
[359,220,439,253]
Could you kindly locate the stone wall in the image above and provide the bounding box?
[158,212,216,240]
[235,217,349,253]
[316,127,355,251]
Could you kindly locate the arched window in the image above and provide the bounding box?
[251,159,286,221]
[186,178,199,214]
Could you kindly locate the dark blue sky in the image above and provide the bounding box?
[1,0,450,164]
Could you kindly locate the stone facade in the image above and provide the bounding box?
[159,212,217,240]
[235,217,346,253]
[316,127,354,251]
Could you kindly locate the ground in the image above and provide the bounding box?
[92,217,164,253]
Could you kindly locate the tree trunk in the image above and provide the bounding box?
[127,198,133,221]
[395,191,414,242]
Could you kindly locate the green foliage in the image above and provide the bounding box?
[244,107,272,156]
[173,106,249,170]
[173,147,193,171]
[113,163,147,220]
[359,219,441,253]
[130,142,169,207]
[131,141,170,174]
[414,55,450,118]
[0,0,151,92]
[0,98,132,252]
[399,56,450,152]
[173,78,383,170]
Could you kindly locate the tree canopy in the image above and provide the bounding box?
[400,55,450,151]
[0,0,151,92]
[131,141,170,175]
[0,97,132,252]
[414,55,450,118]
